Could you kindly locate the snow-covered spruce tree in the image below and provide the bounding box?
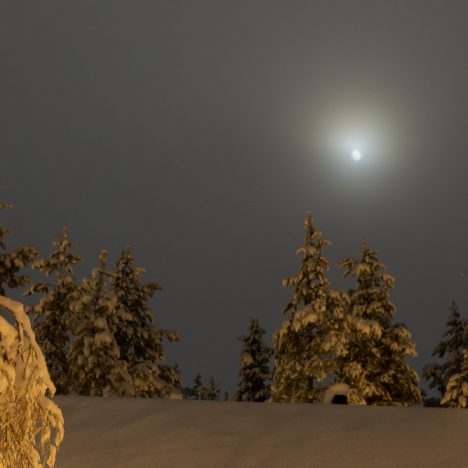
[0,202,37,295]
[423,301,468,402]
[237,319,273,402]
[440,349,468,408]
[67,250,132,396]
[337,241,421,406]
[0,295,64,468]
[24,228,81,394]
[111,245,181,398]
[271,213,334,403]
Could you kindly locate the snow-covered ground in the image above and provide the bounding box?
[55,396,467,468]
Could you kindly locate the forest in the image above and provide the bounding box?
[0,202,466,466]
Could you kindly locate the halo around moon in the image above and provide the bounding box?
[351,150,362,161]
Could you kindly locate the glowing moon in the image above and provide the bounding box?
[351,150,362,161]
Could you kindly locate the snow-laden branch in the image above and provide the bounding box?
[0,295,64,467]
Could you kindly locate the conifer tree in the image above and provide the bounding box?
[67,250,132,396]
[237,319,273,402]
[25,228,81,394]
[206,376,222,400]
[182,374,202,400]
[337,241,421,406]
[0,202,37,295]
[272,213,334,403]
[194,374,206,400]
[423,301,468,401]
[183,374,221,400]
[111,245,181,398]
[440,350,468,408]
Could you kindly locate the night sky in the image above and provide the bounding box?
[2,1,468,395]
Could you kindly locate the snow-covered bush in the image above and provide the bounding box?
[0,295,64,467]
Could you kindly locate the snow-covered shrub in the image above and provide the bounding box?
[0,295,64,467]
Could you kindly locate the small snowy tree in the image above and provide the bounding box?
[272,213,333,403]
[111,245,181,398]
[337,241,421,406]
[183,374,221,400]
[182,374,201,399]
[0,202,37,295]
[25,228,81,394]
[67,250,132,396]
[237,319,273,402]
[205,376,222,400]
[0,295,64,467]
[423,301,468,401]
[441,350,468,408]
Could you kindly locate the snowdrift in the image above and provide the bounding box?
[55,396,468,468]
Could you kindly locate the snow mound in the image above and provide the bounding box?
[323,382,351,404]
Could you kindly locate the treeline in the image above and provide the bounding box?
[1,202,467,407]
[0,200,181,398]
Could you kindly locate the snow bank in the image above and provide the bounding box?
[55,396,468,467]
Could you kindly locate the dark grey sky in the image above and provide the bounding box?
[2,1,468,394]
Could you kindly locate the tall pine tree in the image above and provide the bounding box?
[337,241,421,405]
[0,202,37,295]
[237,319,273,402]
[272,213,333,403]
[111,245,181,398]
[25,228,81,394]
[67,250,132,396]
[423,301,468,402]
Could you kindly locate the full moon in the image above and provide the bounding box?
[351,150,362,161]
